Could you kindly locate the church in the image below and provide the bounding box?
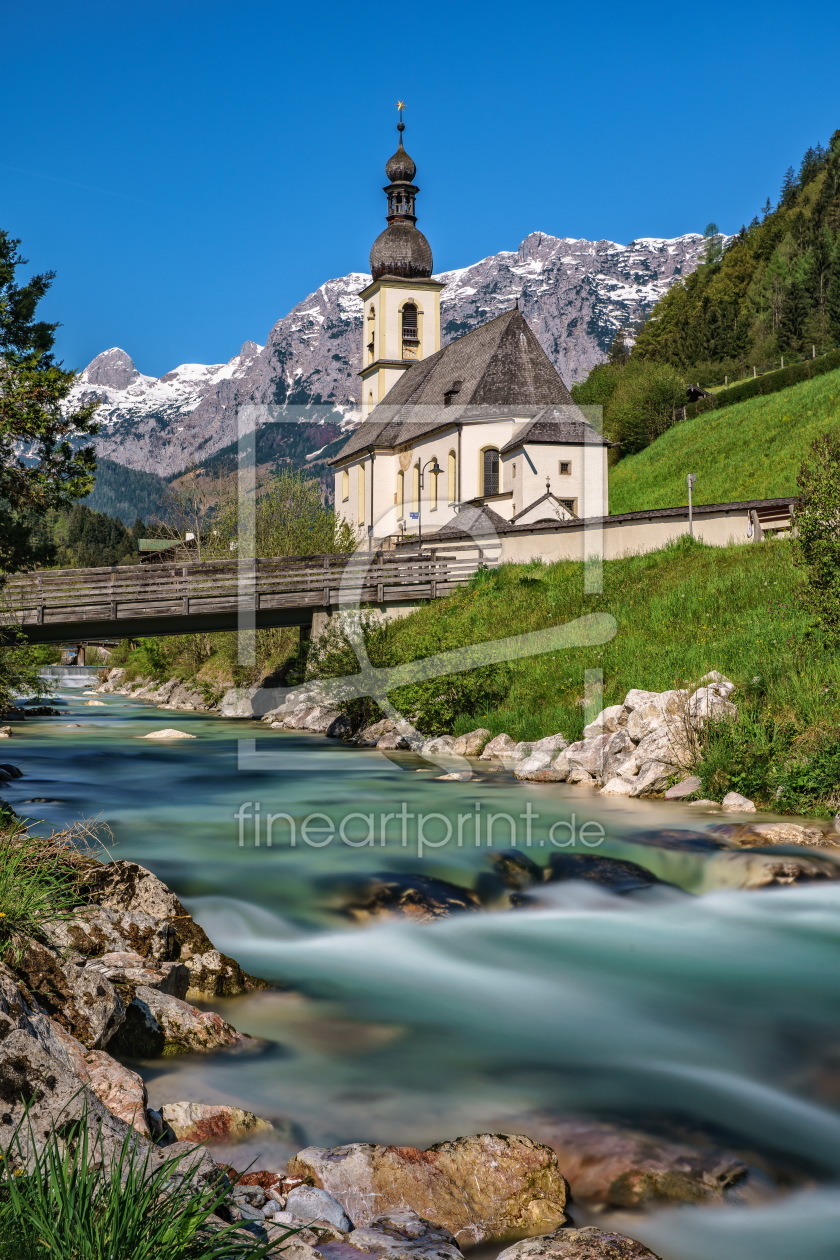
[331,114,609,543]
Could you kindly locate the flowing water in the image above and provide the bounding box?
[5,686,840,1260]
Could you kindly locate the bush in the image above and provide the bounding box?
[793,429,840,641]
[0,1116,282,1260]
[685,348,840,418]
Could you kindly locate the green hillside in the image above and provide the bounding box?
[608,365,840,513]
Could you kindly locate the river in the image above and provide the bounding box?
[5,680,840,1260]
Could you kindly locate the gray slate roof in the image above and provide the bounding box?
[333,308,575,463]
[500,408,610,453]
[428,502,512,539]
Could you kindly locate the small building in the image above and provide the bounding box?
[331,115,610,543]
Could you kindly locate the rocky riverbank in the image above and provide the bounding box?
[0,836,809,1260]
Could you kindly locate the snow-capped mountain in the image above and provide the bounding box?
[73,231,708,478]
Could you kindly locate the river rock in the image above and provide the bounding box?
[480,733,518,761]
[496,1227,661,1260]
[518,1116,750,1209]
[160,1101,279,1144]
[546,855,669,895]
[0,962,146,1169]
[452,729,492,757]
[288,1133,569,1245]
[357,718,397,746]
[492,849,544,889]
[744,823,829,847]
[344,873,480,923]
[89,952,191,999]
[421,735,458,756]
[141,728,196,739]
[664,776,702,799]
[582,705,626,740]
[721,792,756,812]
[514,752,567,782]
[43,905,176,962]
[704,850,840,888]
[81,861,256,997]
[285,1185,354,1231]
[83,1048,150,1134]
[0,726,12,738]
[12,939,126,1050]
[0,762,23,778]
[345,1212,462,1260]
[107,984,248,1056]
[377,729,412,750]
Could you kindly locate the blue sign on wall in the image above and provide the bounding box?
[409,512,419,519]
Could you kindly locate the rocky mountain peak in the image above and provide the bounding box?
[81,347,143,391]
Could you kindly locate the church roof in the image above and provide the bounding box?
[500,407,610,452]
[333,308,575,462]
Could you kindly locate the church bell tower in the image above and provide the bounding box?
[359,105,445,419]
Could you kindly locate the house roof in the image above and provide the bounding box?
[332,307,575,463]
[500,407,610,453]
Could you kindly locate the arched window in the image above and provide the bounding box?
[367,305,375,363]
[341,469,350,502]
[481,447,500,496]
[401,302,419,360]
[448,450,457,504]
[396,470,405,514]
[357,463,366,524]
[430,456,439,509]
[411,462,420,512]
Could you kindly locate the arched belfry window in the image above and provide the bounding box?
[482,447,500,497]
[401,303,419,360]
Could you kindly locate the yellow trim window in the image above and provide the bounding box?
[358,463,366,524]
[412,462,420,512]
[481,447,500,496]
[341,469,349,502]
[396,470,405,514]
[448,450,457,503]
[430,457,439,509]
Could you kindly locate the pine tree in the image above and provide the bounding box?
[0,232,99,576]
[762,197,774,219]
[780,166,798,206]
[607,327,630,364]
[701,221,724,265]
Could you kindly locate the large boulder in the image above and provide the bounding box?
[83,1049,150,1135]
[13,939,126,1050]
[79,861,257,997]
[497,1227,661,1260]
[480,734,518,762]
[106,984,248,1057]
[519,1116,751,1209]
[288,1134,569,1245]
[452,729,492,757]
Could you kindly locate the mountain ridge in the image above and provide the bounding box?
[72,230,710,478]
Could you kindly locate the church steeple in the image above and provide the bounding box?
[370,107,433,281]
[359,106,444,420]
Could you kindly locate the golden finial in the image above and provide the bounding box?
[396,100,406,111]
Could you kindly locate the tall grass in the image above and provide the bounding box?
[609,365,840,513]
[0,824,91,960]
[358,537,840,813]
[0,1117,282,1260]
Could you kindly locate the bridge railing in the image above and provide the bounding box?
[1,548,493,630]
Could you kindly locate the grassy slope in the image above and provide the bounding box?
[608,366,840,514]
[380,538,840,811]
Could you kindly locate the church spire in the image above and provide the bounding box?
[370,105,433,280]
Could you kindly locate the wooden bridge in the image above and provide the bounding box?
[1,548,489,644]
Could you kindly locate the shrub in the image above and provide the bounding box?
[793,429,840,641]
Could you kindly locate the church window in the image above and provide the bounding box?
[443,380,462,406]
[559,460,572,475]
[367,306,375,363]
[559,498,577,516]
[448,450,457,503]
[358,464,366,524]
[430,456,439,509]
[402,303,419,359]
[341,469,349,502]
[412,462,420,512]
[481,447,500,497]
[396,471,405,514]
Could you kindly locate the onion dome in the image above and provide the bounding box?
[370,222,433,281]
[385,130,416,182]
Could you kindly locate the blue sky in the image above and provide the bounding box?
[4,0,839,377]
